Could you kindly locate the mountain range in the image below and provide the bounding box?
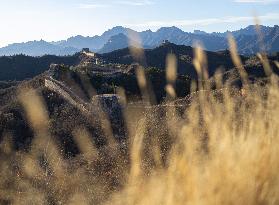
[0,25,278,56]
[1,41,278,82]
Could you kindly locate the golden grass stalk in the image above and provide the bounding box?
[18,88,64,177]
[166,54,177,84]
[72,127,97,160]
[228,34,249,85]
[257,53,272,76]
[193,44,209,90]
[136,65,156,105]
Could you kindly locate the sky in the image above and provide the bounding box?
[0,0,279,47]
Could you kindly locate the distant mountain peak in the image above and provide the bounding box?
[194,30,208,35]
[99,33,130,54]
[157,26,183,33]
[110,26,127,30]
[103,26,131,35]
[160,26,182,31]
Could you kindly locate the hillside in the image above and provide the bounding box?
[0,43,278,82]
[0,52,192,152]
[0,43,242,81]
[0,54,80,81]
[101,42,239,78]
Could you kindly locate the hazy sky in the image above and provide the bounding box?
[0,0,279,47]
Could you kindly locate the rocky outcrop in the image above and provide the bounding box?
[45,76,126,142]
[92,94,126,141]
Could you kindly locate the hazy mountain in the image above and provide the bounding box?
[105,25,278,55]
[98,33,154,54]
[101,26,137,41]
[212,25,274,37]
[233,25,279,55]
[56,24,279,55]
[98,26,227,54]
[0,25,278,56]
[0,40,79,56]
[261,25,279,53]
[56,26,136,51]
[140,27,227,51]
[57,35,103,51]
[98,33,131,54]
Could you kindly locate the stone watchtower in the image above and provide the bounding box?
[162,40,170,45]
[82,48,90,53]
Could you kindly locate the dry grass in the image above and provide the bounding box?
[1,32,279,205]
[108,78,279,205]
[105,36,279,205]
